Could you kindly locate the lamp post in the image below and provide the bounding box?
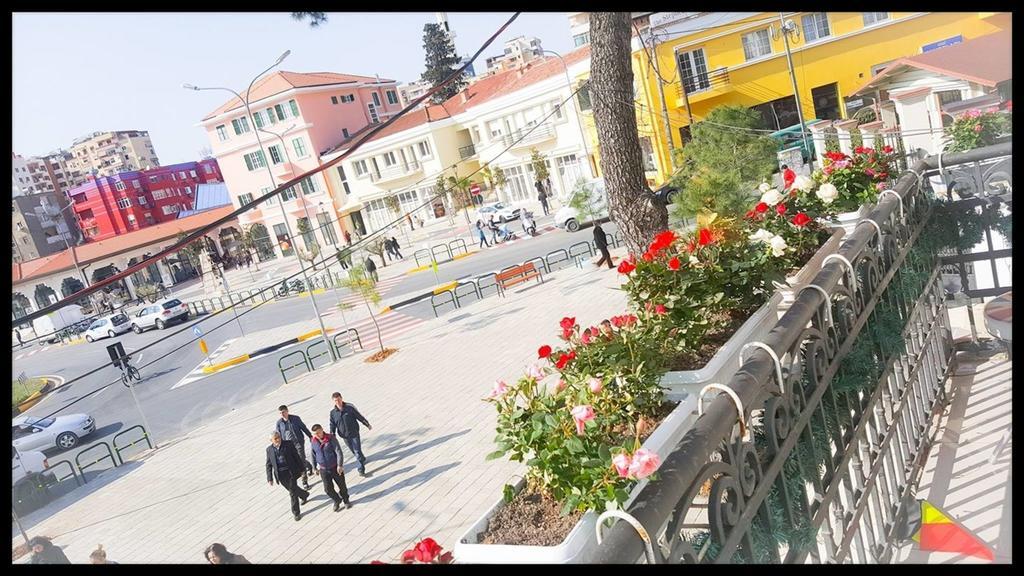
[543,49,595,181]
[779,13,812,160]
[23,204,86,286]
[185,51,334,362]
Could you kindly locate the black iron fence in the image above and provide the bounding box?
[593,142,1012,564]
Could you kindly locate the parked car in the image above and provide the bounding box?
[554,178,610,232]
[83,313,131,342]
[131,298,190,333]
[475,202,521,224]
[13,413,96,452]
[654,183,679,205]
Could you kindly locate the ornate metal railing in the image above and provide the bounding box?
[593,142,1012,564]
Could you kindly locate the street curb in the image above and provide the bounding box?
[201,354,250,374]
[404,251,478,275]
[432,281,459,295]
[199,327,340,375]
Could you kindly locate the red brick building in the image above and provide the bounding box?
[68,159,222,241]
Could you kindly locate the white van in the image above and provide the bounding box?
[553,178,610,232]
[31,305,86,344]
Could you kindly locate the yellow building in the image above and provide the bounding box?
[586,12,1010,184]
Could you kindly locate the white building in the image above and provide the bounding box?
[483,36,545,76]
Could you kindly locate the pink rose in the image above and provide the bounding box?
[570,405,595,435]
[588,377,603,394]
[488,380,508,399]
[526,364,545,381]
[555,379,566,392]
[974,124,984,133]
[627,448,661,479]
[580,328,593,345]
[654,304,667,315]
[612,453,632,478]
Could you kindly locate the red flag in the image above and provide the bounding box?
[913,500,994,561]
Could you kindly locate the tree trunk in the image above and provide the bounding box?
[363,299,385,353]
[589,12,667,256]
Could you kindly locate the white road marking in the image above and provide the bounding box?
[170,339,235,390]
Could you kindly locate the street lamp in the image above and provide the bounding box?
[22,204,86,286]
[542,49,595,181]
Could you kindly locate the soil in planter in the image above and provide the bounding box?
[480,400,678,547]
[667,308,757,371]
[364,348,398,363]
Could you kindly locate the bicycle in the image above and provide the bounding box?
[119,360,141,388]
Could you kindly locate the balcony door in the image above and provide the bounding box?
[677,48,710,94]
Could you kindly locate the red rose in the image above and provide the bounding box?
[610,315,624,328]
[878,172,888,180]
[745,209,757,219]
[559,317,576,331]
[617,259,636,274]
[668,256,681,270]
[538,345,552,359]
[649,230,677,253]
[370,560,388,565]
[400,550,417,564]
[580,328,592,345]
[641,250,654,262]
[754,202,769,214]
[792,212,811,227]
[654,304,667,315]
[698,228,714,246]
[882,145,894,154]
[854,146,866,154]
[554,350,576,370]
[775,204,787,216]
[560,327,572,341]
[413,538,443,563]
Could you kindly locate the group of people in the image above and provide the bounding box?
[265,393,372,522]
[26,537,115,565]
[384,236,403,261]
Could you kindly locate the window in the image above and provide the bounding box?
[204,164,214,174]
[677,48,710,93]
[288,99,299,117]
[253,111,265,129]
[216,125,229,142]
[261,187,277,206]
[190,170,197,178]
[170,173,177,181]
[137,196,148,205]
[268,145,284,165]
[372,92,381,107]
[368,102,380,124]
[280,186,298,202]
[317,212,338,245]
[573,32,590,47]
[152,190,167,200]
[811,83,841,121]
[298,217,316,248]
[243,151,267,171]
[238,193,254,207]
[552,102,564,121]
[342,128,350,138]
[337,166,351,195]
[115,181,126,191]
[331,96,339,105]
[417,141,432,158]
[231,117,251,135]
[741,29,772,61]
[179,171,187,180]
[161,204,179,215]
[863,12,888,26]
[341,94,355,103]
[382,151,397,167]
[265,107,277,124]
[127,213,137,224]
[292,137,309,158]
[353,160,369,178]
[149,175,160,183]
[801,13,830,42]
[386,90,399,105]
[576,82,592,111]
[184,186,192,195]
[116,197,132,209]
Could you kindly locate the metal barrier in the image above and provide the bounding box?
[545,248,571,271]
[112,425,153,465]
[278,350,311,384]
[431,289,459,318]
[43,459,82,487]
[75,442,118,481]
[306,338,333,370]
[476,272,503,298]
[454,280,482,307]
[211,296,225,311]
[449,238,468,256]
[414,248,433,268]
[331,328,363,354]
[523,256,548,274]
[431,243,453,264]
[568,241,594,259]
[188,302,199,316]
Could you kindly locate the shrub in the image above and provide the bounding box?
[944,108,1011,152]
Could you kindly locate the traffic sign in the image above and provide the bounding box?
[192,325,203,338]
[17,372,27,388]
[199,339,208,355]
[469,184,482,195]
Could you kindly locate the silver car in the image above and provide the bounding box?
[131,298,190,333]
[83,313,132,342]
[12,414,96,452]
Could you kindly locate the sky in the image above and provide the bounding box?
[13,12,576,164]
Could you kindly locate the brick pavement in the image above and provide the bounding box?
[13,247,630,564]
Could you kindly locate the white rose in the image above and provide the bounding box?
[792,174,814,192]
[816,182,839,204]
[758,182,771,194]
[688,255,699,265]
[769,234,788,257]
[749,228,773,243]
[760,189,784,206]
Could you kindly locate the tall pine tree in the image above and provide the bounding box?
[421,23,466,104]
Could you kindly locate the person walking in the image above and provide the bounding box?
[382,238,394,262]
[329,392,372,477]
[487,215,500,244]
[265,431,310,521]
[390,237,403,259]
[535,180,549,216]
[344,230,352,246]
[476,220,490,249]
[28,537,70,564]
[309,423,352,512]
[364,257,378,282]
[275,405,314,491]
[406,213,414,231]
[204,543,249,564]
[89,544,118,564]
[593,222,614,269]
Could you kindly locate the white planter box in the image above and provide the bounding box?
[658,291,784,402]
[775,229,846,307]
[454,390,699,564]
[832,204,873,235]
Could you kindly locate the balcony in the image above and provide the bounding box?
[370,159,422,183]
[502,123,556,150]
[675,67,732,107]
[458,144,477,160]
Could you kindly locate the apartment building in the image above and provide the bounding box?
[67,159,222,241]
[483,36,545,76]
[12,192,79,262]
[321,46,594,235]
[199,70,403,261]
[67,130,160,178]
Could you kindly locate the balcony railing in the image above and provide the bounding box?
[593,142,1013,564]
[370,159,422,183]
[502,123,556,149]
[677,67,730,99]
[459,144,477,160]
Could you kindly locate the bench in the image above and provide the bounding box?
[496,263,543,294]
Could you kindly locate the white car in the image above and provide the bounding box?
[83,313,131,342]
[131,298,190,333]
[475,202,521,224]
[12,446,49,486]
[13,413,96,452]
[554,178,610,232]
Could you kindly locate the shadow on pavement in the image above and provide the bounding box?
[20,461,144,533]
[354,462,461,505]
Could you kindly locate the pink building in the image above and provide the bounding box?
[200,71,402,261]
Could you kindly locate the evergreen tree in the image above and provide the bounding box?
[421,23,466,104]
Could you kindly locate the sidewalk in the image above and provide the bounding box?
[13,248,631,564]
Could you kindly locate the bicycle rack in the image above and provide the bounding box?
[568,241,594,259]
[306,338,333,370]
[431,243,453,264]
[454,280,481,307]
[331,328,363,355]
[414,249,433,268]
[211,296,225,311]
[75,441,118,482]
[112,425,153,465]
[44,459,82,487]
[545,249,571,271]
[476,272,503,298]
[448,238,468,256]
[188,302,199,316]
[523,256,549,275]
[278,350,311,384]
[431,290,459,318]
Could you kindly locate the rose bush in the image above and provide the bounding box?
[944,108,1011,153]
[808,147,897,213]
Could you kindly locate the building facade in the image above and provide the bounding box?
[12,192,79,262]
[483,36,545,76]
[67,159,222,242]
[67,130,160,178]
[199,70,403,261]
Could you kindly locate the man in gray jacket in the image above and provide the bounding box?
[309,424,352,512]
[275,405,313,490]
[329,392,372,476]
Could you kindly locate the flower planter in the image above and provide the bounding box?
[832,204,873,235]
[775,228,846,306]
[453,390,699,564]
[658,291,784,401]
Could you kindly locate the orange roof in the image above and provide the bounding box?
[202,70,395,121]
[853,31,1011,96]
[325,45,592,155]
[13,206,238,284]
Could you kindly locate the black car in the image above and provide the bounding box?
[654,184,679,205]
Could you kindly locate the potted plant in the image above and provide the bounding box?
[811,146,897,232]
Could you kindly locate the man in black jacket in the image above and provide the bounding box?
[266,432,310,521]
[275,405,313,490]
[593,222,614,269]
[309,424,352,512]
[329,392,372,476]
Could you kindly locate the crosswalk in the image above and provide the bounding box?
[170,338,237,390]
[13,345,52,361]
[323,308,425,347]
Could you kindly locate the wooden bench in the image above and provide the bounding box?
[496,263,543,295]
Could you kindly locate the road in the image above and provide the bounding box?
[10,219,620,496]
